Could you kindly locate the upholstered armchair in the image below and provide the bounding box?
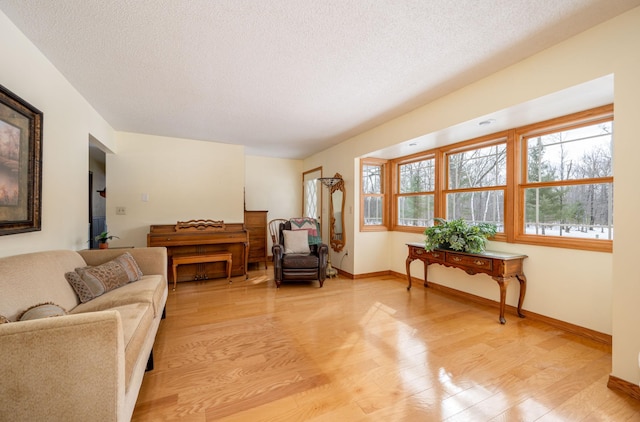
[272,219,328,287]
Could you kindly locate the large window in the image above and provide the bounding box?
[361,158,387,230]
[518,114,613,248]
[394,156,435,228]
[445,140,506,232]
[360,104,614,252]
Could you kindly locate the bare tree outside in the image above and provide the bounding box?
[397,158,435,226]
[362,163,384,225]
[447,144,506,229]
[524,121,613,239]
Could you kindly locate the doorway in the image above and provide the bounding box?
[88,139,107,249]
[302,167,322,221]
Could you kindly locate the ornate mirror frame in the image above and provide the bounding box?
[328,173,346,252]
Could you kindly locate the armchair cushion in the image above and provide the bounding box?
[283,230,311,254]
[282,253,319,269]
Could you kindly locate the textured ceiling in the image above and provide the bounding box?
[1,0,639,159]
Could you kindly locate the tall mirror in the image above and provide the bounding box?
[328,173,345,252]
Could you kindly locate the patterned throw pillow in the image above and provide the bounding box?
[18,302,67,321]
[65,270,103,303]
[289,218,322,245]
[0,315,10,324]
[65,252,144,303]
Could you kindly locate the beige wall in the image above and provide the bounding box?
[305,7,640,384]
[105,132,245,247]
[245,155,303,251]
[0,10,115,256]
[608,8,640,387]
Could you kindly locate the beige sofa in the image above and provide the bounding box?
[0,247,168,422]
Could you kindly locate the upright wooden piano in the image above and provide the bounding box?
[147,221,249,285]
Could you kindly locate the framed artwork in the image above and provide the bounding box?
[0,85,43,235]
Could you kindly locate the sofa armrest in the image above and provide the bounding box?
[0,311,125,421]
[78,247,168,283]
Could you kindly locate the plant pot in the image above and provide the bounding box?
[99,242,109,249]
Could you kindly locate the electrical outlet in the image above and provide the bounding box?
[116,206,126,215]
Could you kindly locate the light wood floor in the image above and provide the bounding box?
[132,267,640,421]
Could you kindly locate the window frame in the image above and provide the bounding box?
[513,105,614,252]
[360,157,389,232]
[391,151,437,233]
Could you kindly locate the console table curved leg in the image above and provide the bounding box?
[516,273,527,318]
[406,257,430,291]
[405,257,413,290]
[423,260,429,288]
[493,276,509,324]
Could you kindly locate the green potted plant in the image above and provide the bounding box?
[95,231,119,249]
[424,218,497,253]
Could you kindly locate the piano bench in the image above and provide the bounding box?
[171,252,232,291]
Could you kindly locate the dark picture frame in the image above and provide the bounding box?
[0,85,43,235]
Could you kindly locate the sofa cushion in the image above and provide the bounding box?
[66,253,144,303]
[283,230,311,254]
[18,303,67,321]
[108,303,154,392]
[71,275,166,318]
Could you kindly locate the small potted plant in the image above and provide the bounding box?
[95,231,119,249]
[424,218,497,253]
